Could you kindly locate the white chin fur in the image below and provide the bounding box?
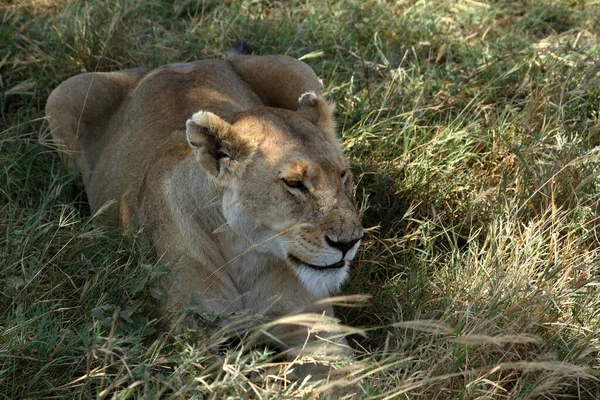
[293,262,350,298]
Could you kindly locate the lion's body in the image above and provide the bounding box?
[46,54,363,354]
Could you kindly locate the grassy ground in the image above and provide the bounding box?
[1,0,600,398]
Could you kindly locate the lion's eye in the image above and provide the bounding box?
[341,170,348,181]
[283,178,307,191]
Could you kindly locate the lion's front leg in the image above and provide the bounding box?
[254,301,355,381]
[265,324,355,388]
[163,253,244,317]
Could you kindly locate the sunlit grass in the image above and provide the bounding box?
[1,0,599,398]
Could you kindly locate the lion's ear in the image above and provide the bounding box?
[186,110,256,181]
[296,92,337,143]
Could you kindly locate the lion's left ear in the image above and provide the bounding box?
[296,92,337,143]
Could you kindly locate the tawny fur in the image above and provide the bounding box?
[46,54,363,361]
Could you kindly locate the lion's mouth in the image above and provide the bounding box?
[288,254,347,271]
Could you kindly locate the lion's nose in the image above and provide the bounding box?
[325,235,362,255]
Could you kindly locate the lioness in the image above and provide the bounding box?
[46,51,363,364]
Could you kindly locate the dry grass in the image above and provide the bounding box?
[1,0,599,398]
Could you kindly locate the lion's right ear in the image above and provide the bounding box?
[186,111,256,181]
[296,91,337,144]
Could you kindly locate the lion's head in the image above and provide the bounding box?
[185,92,363,297]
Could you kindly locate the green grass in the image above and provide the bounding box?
[2,0,600,398]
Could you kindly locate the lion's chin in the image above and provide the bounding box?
[287,254,346,270]
[287,256,350,298]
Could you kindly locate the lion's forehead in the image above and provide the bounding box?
[234,107,341,151]
[256,129,347,171]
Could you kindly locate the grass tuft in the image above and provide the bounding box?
[1,0,599,398]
